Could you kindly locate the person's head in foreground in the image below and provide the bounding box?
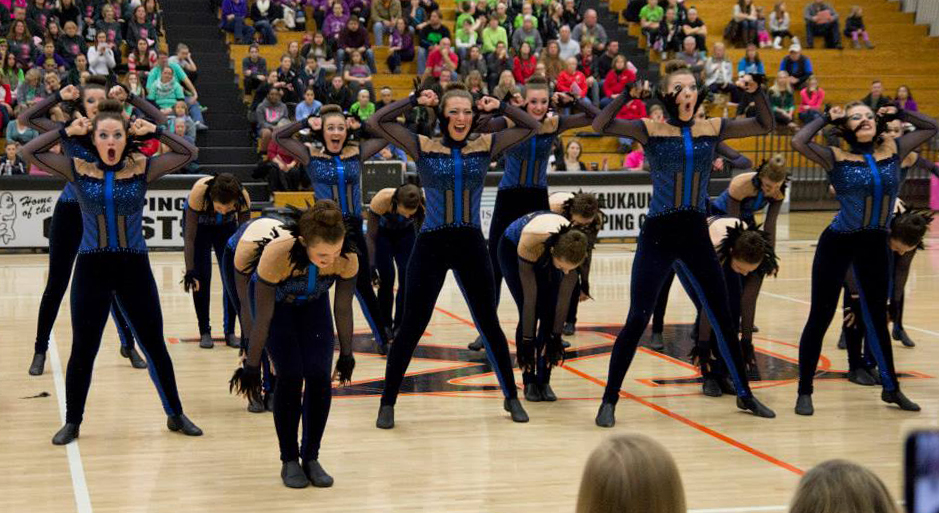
[789,459,898,513]
[576,434,686,513]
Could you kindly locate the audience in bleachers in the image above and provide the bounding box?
[225,0,936,182]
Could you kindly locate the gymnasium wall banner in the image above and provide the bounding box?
[480,184,655,238]
[0,189,191,248]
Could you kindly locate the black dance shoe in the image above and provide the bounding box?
[595,402,615,428]
[29,352,46,376]
[247,396,266,413]
[265,392,275,412]
[121,346,148,369]
[225,333,240,349]
[794,394,814,416]
[304,460,334,488]
[892,326,916,348]
[719,376,736,396]
[702,377,723,397]
[281,461,310,489]
[523,384,543,402]
[52,423,80,445]
[562,322,575,336]
[649,332,665,351]
[837,330,847,350]
[504,398,529,423]
[847,368,877,386]
[199,333,214,349]
[467,336,485,351]
[882,390,921,412]
[737,396,776,418]
[167,414,203,436]
[376,405,395,429]
[540,383,557,402]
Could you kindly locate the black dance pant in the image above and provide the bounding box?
[683,261,743,377]
[487,188,550,305]
[35,200,135,354]
[349,221,390,346]
[266,294,335,463]
[841,276,876,372]
[602,211,753,404]
[565,279,581,325]
[499,238,561,386]
[798,228,899,395]
[67,252,184,424]
[190,222,239,335]
[651,269,677,334]
[219,246,273,392]
[889,249,915,332]
[382,227,519,405]
[374,225,416,333]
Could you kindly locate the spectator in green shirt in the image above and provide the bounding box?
[768,71,797,130]
[481,16,508,54]
[349,88,375,122]
[640,0,665,50]
[148,66,186,111]
[513,2,539,29]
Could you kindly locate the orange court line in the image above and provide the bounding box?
[561,363,805,476]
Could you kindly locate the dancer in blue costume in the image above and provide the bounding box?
[368,83,539,428]
[592,62,776,427]
[21,99,202,445]
[25,78,165,375]
[790,101,936,415]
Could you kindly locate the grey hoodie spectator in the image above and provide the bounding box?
[511,17,543,54]
[572,10,608,50]
[255,88,288,152]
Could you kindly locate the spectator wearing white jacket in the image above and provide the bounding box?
[87,32,116,76]
[704,42,735,96]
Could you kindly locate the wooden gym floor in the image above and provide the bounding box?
[2,211,937,513]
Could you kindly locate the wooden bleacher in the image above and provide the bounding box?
[223,0,939,168]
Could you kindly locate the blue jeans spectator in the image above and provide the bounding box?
[253,19,278,45]
[186,97,207,127]
[221,16,255,44]
[373,21,393,46]
[336,48,377,74]
[386,47,415,73]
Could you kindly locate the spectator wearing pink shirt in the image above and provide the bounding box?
[798,75,824,124]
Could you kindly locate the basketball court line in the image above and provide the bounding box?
[432,305,806,477]
[761,291,939,338]
[48,333,93,513]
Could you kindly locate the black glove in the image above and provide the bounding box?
[229,363,262,405]
[335,353,355,385]
[182,270,198,293]
[546,333,566,367]
[515,336,536,373]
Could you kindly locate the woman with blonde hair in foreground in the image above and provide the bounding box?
[789,459,898,513]
[576,434,686,513]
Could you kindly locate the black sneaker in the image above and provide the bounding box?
[29,352,46,376]
[167,414,203,436]
[540,383,557,402]
[562,322,575,336]
[376,405,395,429]
[225,333,240,348]
[504,398,529,423]
[199,333,214,349]
[281,461,310,488]
[467,336,485,351]
[794,394,814,416]
[523,384,543,402]
[304,460,334,487]
[52,423,80,445]
[595,402,615,428]
[121,347,148,369]
[649,332,665,351]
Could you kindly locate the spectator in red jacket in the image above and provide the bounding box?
[556,56,590,101]
[512,41,537,85]
[424,37,459,80]
[615,81,649,152]
[600,55,636,107]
